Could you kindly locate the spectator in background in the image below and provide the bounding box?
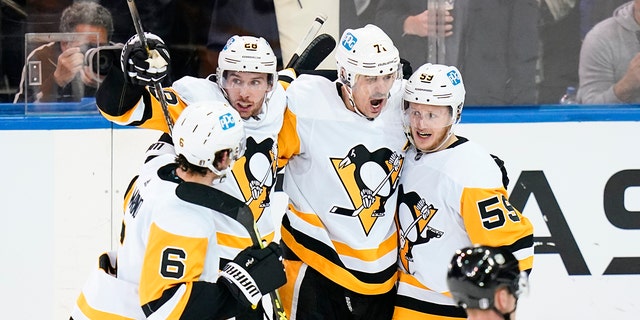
[580,0,629,39]
[376,0,539,106]
[457,1,539,106]
[207,0,282,71]
[375,0,462,67]
[13,1,113,103]
[577,0,640,104]
[537,0,581,104]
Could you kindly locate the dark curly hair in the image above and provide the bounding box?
[175,149,231,177]
[59,1,114,40]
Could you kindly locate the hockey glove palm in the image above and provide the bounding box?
[120,32,170,86]
[219,242,286,307]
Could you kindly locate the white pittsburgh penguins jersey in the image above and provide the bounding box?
[116,152,233,317]
[100,75,286,263]
[278,74,407,295]
[394,138,534,319]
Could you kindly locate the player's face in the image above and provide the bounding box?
[222,71,271,119]
[62,24,109,87]
[351,73,395,119]
[407,102,454,152]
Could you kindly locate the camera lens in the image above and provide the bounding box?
[85,46,118,76]
[95,52,113,75]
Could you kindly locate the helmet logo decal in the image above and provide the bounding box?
[219,112,236,130]
[329,145,403,236]
[447,70,461,86]
[397,185,443,274]
[222,37,235,51]
[341,32,357,51]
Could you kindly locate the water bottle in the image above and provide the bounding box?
[559,86,578,105]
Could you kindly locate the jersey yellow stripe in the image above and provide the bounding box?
[288,204,324,228]
[332,231,397,262]
[281,228,396,295]
[216,231,253,249]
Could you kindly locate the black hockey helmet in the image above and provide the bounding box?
[446,245,526,310]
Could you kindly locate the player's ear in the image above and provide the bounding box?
[494,287,513,313]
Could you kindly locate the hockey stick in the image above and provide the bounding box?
[330,165,399,217]
[288,33,336,71]
[126,0,173,133]
[284,13,328,69]
[175,183,288,320]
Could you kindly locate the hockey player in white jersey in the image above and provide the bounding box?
[447,245,529,320]
[95,34,285,310]
[276,24,407,319]
[393,63,534,319]
[71,101,286,319]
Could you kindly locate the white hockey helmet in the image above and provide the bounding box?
[172,100,246,177]
[335,24,400,86]
[216,35,278,91]
[403,63,466,152]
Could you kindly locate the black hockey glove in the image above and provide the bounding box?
[120,32,170,86]
[219,242,286,307]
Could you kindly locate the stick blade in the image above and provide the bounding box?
[291,33,336,70]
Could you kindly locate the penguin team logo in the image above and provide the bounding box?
[231,137,277,222]
[330,144,403,235]
[397,185,442,274]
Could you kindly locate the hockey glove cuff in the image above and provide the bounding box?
[219,242,286,307]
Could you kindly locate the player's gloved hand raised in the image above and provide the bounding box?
[219,242,286,307]
[120,32,170,86]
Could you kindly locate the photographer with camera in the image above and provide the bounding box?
[14,1,117,103]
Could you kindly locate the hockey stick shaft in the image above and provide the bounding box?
[126,0,173,133]
[285,13,328,69]
[237,206,288,320]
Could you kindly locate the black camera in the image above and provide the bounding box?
[84,44,124,76]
